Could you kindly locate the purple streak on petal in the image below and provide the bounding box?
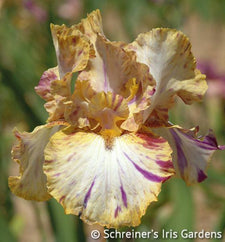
[67,153,76,162]
[170,129,187,176]
[35,69,58,100]
[197,170,207,183]
[103,62,108,92]
[156,160,174,169]
[45,159,53,164]
[181,129,221,151]
[128,96,137,105]
[54,173,61,177]
[124,152,168,182]
[84,179,95,208]
[120,185,127,207]
[114,206,121,218]
[59,195,65,204]
[114,96,123,111]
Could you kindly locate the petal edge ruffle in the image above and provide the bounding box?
[44,128,174,227]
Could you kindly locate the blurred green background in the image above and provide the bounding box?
[0,0,225,241]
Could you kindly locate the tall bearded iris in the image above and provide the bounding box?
[9,10,225,228]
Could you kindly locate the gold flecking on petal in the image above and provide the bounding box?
[9,122,67,201]
[44,128,174,227]
[78,34,153,94]
[126,28,207,123]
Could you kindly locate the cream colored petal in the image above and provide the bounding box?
[44,128,174,228]
[9,122,67,201]
[126,28,207,122]
[78,35,153,94]
[153,125,225,185]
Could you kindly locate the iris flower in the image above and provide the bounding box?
[9,10,225,228]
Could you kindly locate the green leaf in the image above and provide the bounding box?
[47,199,79,242]
[161,179,194,242]
[0,215,16,242]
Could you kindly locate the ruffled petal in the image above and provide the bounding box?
[44,128,174,228]
[153,125,225,185]
[43,74,72,122]
[78,34,153,94]
[126,28,207,122]
[50,24,90,79]
[8,122,67,201]
[64,80,96,128]
[76,9,104,44]
[121,85,155,132]
[50,9,103,79]
[35,67,59,101]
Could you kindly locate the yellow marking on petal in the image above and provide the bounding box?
[50,9,103,79]
[78,34,153,94]
[9,124,66,201]
[124,78,139,102]
[100,129,115,150]
[64,80,96,128]
[44,129,173,228]
[126,28,207,122]
[89,92,129,135]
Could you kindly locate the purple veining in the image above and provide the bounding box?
[197,169,207,182]
[124,152,168,182]
[103,62,108,92]
[128,96,137,105]
[120,185,127,207]
[156,160,174,169]
[114,206,121,218]
[84,179,95,208]
[59,195,65,204]
[180,129,219,151]
[170,129,187,175]
[114,96,123,111]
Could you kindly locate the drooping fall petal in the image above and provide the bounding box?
[126,28,207,122]
[44,128,174,227]
[153,125,225,185]
[8,122,67,201]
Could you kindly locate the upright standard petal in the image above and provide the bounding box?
[50,9,103,79]
[50,25,91,79]
[126,28,207,122]
[44,128,174,227]
[8,122,67,201]
[78,35,153,94]
[153,125,225,185]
